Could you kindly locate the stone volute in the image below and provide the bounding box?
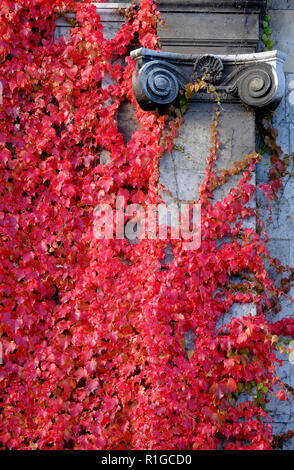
[131,48,286,112]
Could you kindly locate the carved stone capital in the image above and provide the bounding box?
[131,48,286,111]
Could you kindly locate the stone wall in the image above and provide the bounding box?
[256,0,294,449]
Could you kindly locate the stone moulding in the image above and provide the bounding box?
[131,48,286,111]
[157,0,266,9]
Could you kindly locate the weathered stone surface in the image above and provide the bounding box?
[54,15,72,40]
[216,303,257,330]
[157,0,266,54]
[290,239,294,266]
[273,121,290,153]
[157,0,266,8]
[100,149,111,165]
[158,12,259,54]
[270,0,294,8]
[268,348,294,445]
[257,3,294,442]
[158,102,255,207]
[257,184,294,240]
[286,73,294,121]
[267,239,291,266]
[273,93,286,125]
[117,103,141,144]
[269,9,294,73]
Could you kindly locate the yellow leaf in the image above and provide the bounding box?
[187,349,194,360]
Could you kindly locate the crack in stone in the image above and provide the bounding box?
[230,128,235,164]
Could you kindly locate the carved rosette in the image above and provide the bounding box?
[192,55,223,84]
[131,48,286,112]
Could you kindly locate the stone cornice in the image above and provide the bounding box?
[110,0,266,10]
[131,48,286,111]
[157,0,266,12]
[156,0,266,54]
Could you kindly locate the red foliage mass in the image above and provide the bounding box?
[0,0,293,450]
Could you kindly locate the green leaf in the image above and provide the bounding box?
[180,339,186,349]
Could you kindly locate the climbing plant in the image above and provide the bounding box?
[0,0,293,450]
